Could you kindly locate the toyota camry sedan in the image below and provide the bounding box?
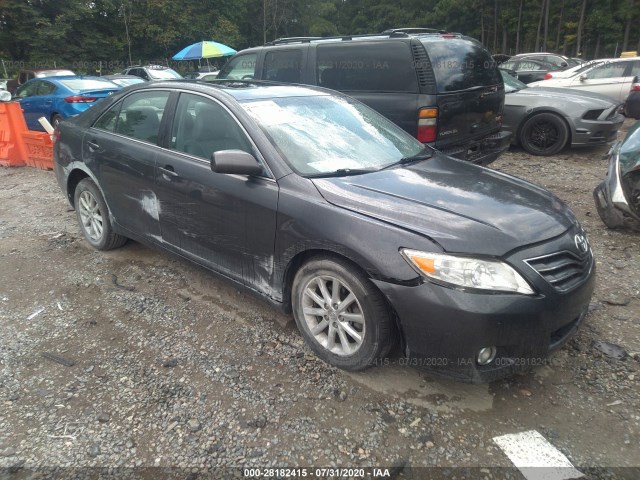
[53,81,595,382]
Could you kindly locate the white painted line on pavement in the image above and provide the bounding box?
[493,430,584,480]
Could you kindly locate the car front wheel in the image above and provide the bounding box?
[74,178,127,250]
[292,256,394,370]
[519,112,569,156]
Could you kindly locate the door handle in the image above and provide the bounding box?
[87,140,100,151]
[159,165,179,178]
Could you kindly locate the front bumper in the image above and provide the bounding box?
[437,130,512,167]
[593,145,640,229]
[373,229,595,383]
[571,112,625,147]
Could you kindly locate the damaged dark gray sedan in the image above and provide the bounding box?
[53,81,595,382]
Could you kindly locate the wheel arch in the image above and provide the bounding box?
[280,248,405,349]
[65,165,106,209]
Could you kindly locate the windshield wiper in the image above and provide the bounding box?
[308,167,380,178]
[382,147,432,170]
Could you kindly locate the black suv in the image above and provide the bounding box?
[217,28,511,165]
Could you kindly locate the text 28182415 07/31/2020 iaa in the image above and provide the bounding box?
[53,80,594,383]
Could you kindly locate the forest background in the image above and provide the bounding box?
[0,0,638,75]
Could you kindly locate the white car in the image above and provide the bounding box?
[543,60,605,80]
[529,57,640,102]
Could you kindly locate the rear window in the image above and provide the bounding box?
[59,78,117,91]
[316,42,418,93]
[421,38,500,93]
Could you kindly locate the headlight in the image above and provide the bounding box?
[401,249,535,295]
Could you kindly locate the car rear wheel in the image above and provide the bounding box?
[74,178,127,251]
[519,112,569,156]
[292,256,394,370]
[51,114,62,130]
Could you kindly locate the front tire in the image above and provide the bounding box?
[292,256,394,371]
[519,112,569,156]
[74,178,127,250]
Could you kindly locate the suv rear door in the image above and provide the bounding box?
[420,37,503,151]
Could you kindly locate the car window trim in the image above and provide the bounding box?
[163,88,276,181]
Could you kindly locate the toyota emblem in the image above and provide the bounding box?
[574,234,589,254]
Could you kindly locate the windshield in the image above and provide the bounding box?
[59,78,118,91]
[500,70,527,92]
[109,77,144,87]
[241,95,425,176]
[148,68,182,80]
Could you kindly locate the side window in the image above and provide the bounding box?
[16,82,38,98]
[94,101,123,132]
[37,81,56,96]
[628,61,640,78]
[217,53,257,80]
[316,42,418,92]
[169,93,252,160]
[519,61,542,71]
[263,50,303,83]
[585,62,627,80]
[114,91,170,143]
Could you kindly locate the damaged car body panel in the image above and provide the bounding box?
[594,120,640,230]
[54,80,595,382]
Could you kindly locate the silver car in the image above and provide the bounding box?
[501,70,625,156]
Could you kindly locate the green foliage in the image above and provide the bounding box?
[1,0,638,75]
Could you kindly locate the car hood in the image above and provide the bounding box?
[311,156,575,256]
[511,86,618,108]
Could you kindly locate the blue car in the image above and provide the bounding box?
[15,76,119,131]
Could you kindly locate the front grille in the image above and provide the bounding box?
[525,250,592,292]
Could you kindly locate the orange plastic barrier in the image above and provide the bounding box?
[0,102,28,167]
[21,131,53,170]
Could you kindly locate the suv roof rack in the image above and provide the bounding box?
[265,28,456,47]
[382,27,449,35]
[267,37,324,45]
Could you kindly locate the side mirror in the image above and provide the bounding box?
[0,91,12,102]
[579,74,587,82]
[560,62,568,68]
[211,150,263,176]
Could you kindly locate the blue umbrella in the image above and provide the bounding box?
[172,41,236,60]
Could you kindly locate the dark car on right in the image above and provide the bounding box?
[624,78,640,119]
[216,27,511,166]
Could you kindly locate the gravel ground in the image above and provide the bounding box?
[0,120,639,479]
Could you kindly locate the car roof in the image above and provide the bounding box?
[121,80,332,101]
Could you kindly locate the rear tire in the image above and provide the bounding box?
[292,256,395,371]
[51,114,63,130]
[74,178,127,251]
[519,112,569,156]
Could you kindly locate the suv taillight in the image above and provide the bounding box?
[632,84,640,91]
[417,108,437,143]
[544,73,553,80]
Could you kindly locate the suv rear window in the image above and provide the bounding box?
[316,42,418,93]
[421,38,500,93]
